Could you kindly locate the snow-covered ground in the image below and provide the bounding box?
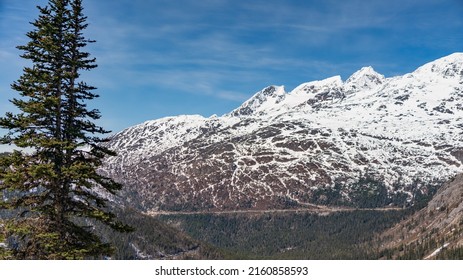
[424,243,450,259]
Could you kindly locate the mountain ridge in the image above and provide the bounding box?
[102,53,463,212]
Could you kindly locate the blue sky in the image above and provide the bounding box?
[1,0,462,142]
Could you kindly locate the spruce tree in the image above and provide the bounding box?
[0,0,131,259]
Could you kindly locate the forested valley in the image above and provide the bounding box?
[157,210,407,259]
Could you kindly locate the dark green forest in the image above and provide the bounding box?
[159,210,408,259]
[92,208,223,259]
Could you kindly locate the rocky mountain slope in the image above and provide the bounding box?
[377,173,463,259]
[101,53,463,212]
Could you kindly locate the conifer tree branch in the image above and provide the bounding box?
[0,0,131,260]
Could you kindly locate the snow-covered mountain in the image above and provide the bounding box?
[102,53,463,212]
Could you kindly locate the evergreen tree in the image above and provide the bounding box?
[0,0,131,259]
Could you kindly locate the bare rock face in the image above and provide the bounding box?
[102,53,463,212]
[425,174,463,232]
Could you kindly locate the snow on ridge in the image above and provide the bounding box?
[108,53,463,162]
[290,75,343,94]
[413,52,463,78]
[105,114,212,167]
[228,85,286,117]
[228,53,463,118]
[344,66,385,92]
[101,53,463,211]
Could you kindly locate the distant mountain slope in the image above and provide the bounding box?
[377,173,463,259]
[102,53,463,212]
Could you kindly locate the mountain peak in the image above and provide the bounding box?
[229,85,286,117]
[414,52,463,78]
[291,75,343,94]
[345,66,385,91]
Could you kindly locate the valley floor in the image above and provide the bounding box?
[157,208,409,259]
